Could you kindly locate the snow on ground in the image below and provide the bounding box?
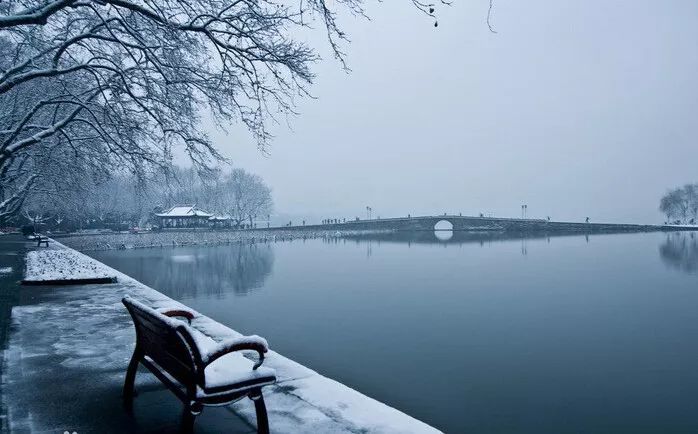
[23,248,116,282]
[8,241,441,433]
[58,228,392,251]
[0,266,12,274]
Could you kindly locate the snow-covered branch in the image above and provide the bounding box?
[0,0,80,29]
[0,174,36,222]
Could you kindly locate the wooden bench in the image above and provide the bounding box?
[122,296,276,433]
[36,235,49,247]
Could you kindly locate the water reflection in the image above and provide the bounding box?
[339,230,575,246]
[98,242,274,298]
[659,232,698,275]
[434,230,454,241]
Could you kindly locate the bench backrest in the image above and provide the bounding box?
[123,297,203,387]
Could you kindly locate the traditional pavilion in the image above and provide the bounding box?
[155,205,213,228]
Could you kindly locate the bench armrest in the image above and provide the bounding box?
[203,335,269,369]
[157,307,195,324]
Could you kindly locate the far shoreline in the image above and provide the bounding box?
[51,218,698,252]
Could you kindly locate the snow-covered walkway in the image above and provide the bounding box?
[23,247,117,283]
[3,240,442,433]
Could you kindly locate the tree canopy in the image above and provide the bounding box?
[0,0,449,223]
[660,184,698,225]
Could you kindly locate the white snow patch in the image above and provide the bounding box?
[287,375,439,434]
[203,352,276,393]
[0,267,12,274]
[23,248,116,282]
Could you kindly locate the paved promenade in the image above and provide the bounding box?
[0,236,441,433]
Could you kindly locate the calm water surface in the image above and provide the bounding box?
[90,231,698,434]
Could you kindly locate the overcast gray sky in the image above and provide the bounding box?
[207,0,698,224]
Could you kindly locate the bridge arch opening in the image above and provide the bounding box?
[434,220,454,231]
[434,220,454,241]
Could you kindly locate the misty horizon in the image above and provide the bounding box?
[197,0,698,224]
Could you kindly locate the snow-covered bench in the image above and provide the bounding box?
[122,296,276,433]
[36,235,49,247]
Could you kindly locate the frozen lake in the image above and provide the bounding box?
[90,231,698,433]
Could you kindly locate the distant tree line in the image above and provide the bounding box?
[19,166,272,231]
[660,184,698,225]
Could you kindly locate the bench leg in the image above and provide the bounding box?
[123,347,141,408]
[250,389,269,434]
[181,401,202,433]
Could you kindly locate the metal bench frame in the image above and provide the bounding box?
[122,297,273,433]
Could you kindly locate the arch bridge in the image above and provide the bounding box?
[311,215,549,232]
[293,215,671,234]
